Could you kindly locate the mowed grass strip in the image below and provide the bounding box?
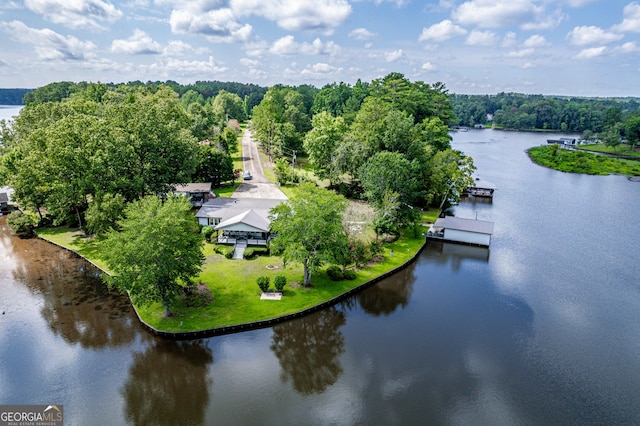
[37,212,435,333]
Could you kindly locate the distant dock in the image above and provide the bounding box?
[463,178,496,199]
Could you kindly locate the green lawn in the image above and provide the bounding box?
[37,220,432,333]
[577,143,640,157]
[528,145,640,176]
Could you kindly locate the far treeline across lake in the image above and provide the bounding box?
[3,80,640,134]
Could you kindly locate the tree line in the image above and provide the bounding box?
[451,92,640,133]
[0,88,32,105]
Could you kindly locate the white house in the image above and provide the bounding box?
[427,216,495,246]
[195,197,283,245]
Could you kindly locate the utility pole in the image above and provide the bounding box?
[281,146,297,182]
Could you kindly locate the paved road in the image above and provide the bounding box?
[233,128,287,200]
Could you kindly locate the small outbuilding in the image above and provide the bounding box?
[427,216,495,247]
[173,183,213,207]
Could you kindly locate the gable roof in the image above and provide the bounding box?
[214,209,270,232]
[174,182,212,193]
[195,197,283,222]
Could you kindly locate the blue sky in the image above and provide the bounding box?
[0,0,638,96]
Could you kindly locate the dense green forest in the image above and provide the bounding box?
[21,80,269,113]
[0,88,32,105]
[4,75,639,236]
[451,92,640,132]
[0,73,473,236]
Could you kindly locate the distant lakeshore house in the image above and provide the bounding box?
[547,137,578,146]
[195,197,284,246]
[173,183,213,207]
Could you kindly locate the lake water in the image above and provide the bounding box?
[0,105,23,122]
[1,128,639,425]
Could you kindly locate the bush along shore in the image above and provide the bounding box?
[36,212,437,338]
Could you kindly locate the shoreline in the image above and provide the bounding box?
[37,232,427,340]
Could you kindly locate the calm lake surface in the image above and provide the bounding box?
[1,128,639,425]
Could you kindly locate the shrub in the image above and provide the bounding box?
[243,247,268,259]
[6,210,36,238]
[326,265,344,281]
[225,250,234,259]
[256,276,271,292]
[201,226,215,241]
[273,275,287,292]
[343,269,357,280]
[182,282,214,307]
[369,239,384,258]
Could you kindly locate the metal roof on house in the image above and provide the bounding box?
[174,182,212,193]
[214,209,270,232]
[195,197,283,222]
[433,216,495,235]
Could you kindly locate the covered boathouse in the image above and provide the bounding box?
[427,216,495,247]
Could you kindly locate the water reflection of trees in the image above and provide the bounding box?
[3,222,138,348]
[357,265,414,316]
[122,339,213,426]
[270,307,346,395]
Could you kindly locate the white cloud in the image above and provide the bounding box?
[465,30,498,46]
[521,62,534,69]
[1,20,96,60]
[349,27,376,41]
[614,41,639,53]
[240,57,259,67]
[384,49,404,62]
[231,0,352,34]
[613,2,640,33]
[269,35,341,56]
[506,48,535,58]
[110,29,161,55]
[567,26,623,46]
[300,62,342,77]
[502,31,517,47]
[169,6,253,42]
[419,20,467,42]
[521,7,566,31]
[452,0,541,28]
[421,62,437,71]
[24,0,122,30]
[575,46,607,59]
[148,56,228,76]
[162,40,209,57]
[523,34,550,48]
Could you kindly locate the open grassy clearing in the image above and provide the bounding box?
[577,143,640,157]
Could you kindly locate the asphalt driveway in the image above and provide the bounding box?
[233,129,287,200]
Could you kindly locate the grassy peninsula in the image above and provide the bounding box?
[528,145,640,176]
[37,209,437,333]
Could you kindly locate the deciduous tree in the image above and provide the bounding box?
[269,184,348,287]
[102,196,204,317]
